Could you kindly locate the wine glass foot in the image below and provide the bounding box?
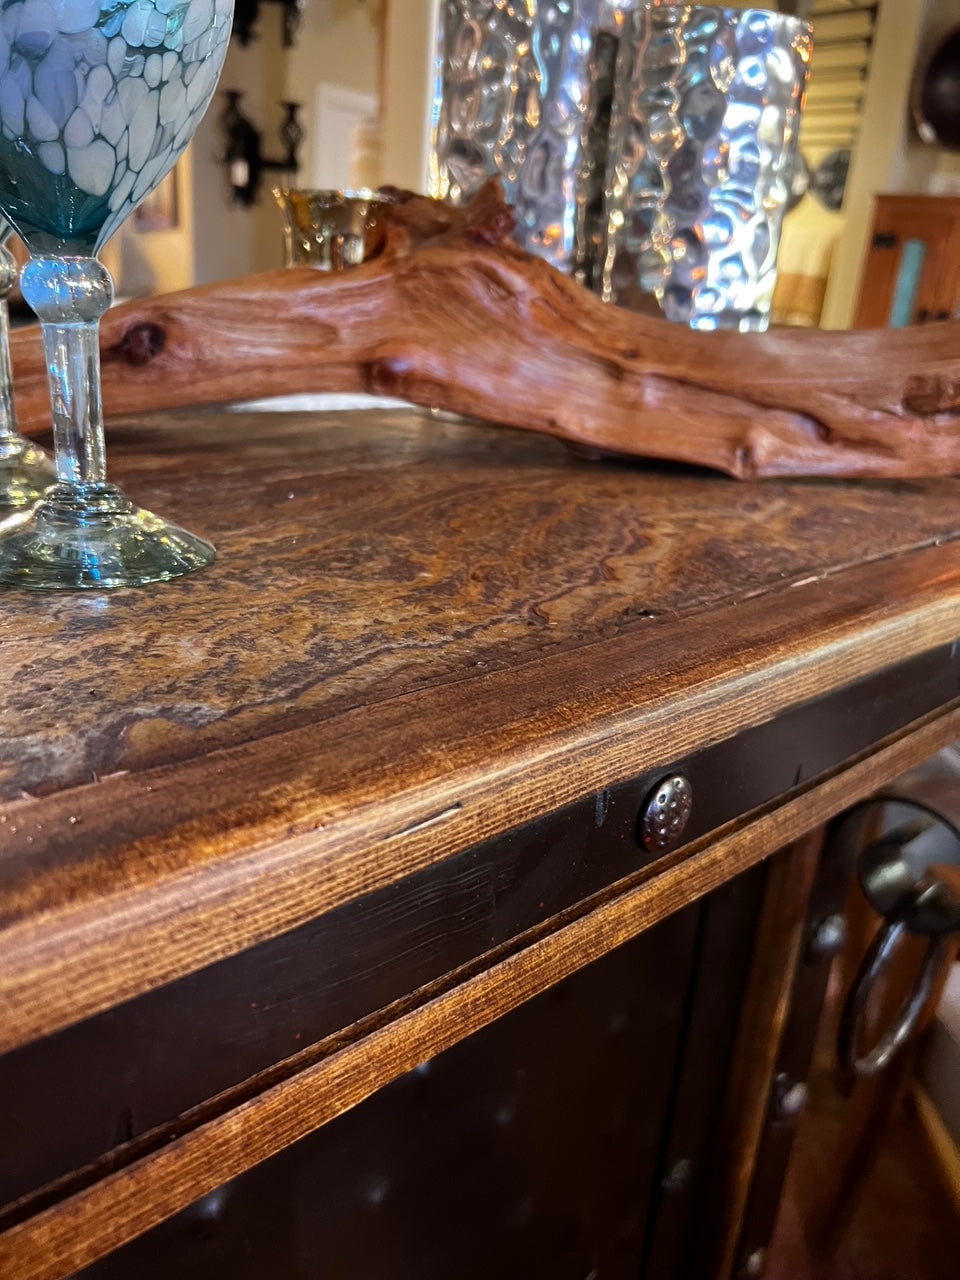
[0,436,55,508]
[0,482,215,590]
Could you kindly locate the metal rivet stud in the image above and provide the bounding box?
[640,774,693,853]
[809,912,847,959]
[741,1248,767,1277]
[662,1157,693,1193]
[774,1073,810,1120]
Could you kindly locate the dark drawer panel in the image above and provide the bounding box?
[0,641,956,1213]
[71,888,743,1280]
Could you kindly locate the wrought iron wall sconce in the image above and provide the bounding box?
[233,0,305,48]
[221,91,304,206]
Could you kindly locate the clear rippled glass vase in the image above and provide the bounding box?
[431,0,639,285]
[0,0,233,588]
[603,3,812,331]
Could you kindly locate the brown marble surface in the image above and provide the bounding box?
[2,404,960,1061]
[2,406,960,802]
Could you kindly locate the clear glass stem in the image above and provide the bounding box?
[21,256,111,487]
[41,317,108,485]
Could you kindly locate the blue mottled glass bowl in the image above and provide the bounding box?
[0,0,234,588]
[0,0,232,252]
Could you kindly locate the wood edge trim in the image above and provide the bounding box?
[911,1082,960,1216]
[710,830,823,1280]
[2,705,959,1280]
[2,567,960,1055]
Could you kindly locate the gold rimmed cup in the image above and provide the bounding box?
[273,188,394,270]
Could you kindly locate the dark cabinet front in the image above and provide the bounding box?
[73,864,770,1280]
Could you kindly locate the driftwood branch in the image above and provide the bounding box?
[9,180,960,479]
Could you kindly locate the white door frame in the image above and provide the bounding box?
[312,82,379,190]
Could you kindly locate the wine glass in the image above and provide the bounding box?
[0,218,55,507]
[0,0,234,589]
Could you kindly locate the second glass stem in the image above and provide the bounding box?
[0,243,23,453]
[0,295,18,456]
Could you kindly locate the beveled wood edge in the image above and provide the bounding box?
[2,703,959,1280]
[2,546,960,1055]
[710,831,823,1280]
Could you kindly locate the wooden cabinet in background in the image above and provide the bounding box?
[855,194,960,328]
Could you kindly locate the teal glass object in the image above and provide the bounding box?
[603,4,812,332]
[888,239,926,329]
[0,0,233,588]
[0,218,56,506]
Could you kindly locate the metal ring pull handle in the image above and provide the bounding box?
[837,904,950,1077]
[833,758,960,1077]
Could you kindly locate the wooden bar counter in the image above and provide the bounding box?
[2,404,960,1280]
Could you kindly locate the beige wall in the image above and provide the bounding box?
[132,154,196,293]
[382,0,440,192]
[157,4,383,288]
[191,25,291,284]
[286,0,381,177]
[106,153,195,298]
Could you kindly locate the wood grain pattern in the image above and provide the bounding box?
[5,410,960,804]
[710,831,822,1280]
[7,183,960,479]
[5,409,960,805]
[2,703,959,1280]
[2,408,960,1053]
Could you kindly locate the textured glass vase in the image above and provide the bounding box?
[0,0,233,588]
[431,0,639,284]
[602,4,812,330]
